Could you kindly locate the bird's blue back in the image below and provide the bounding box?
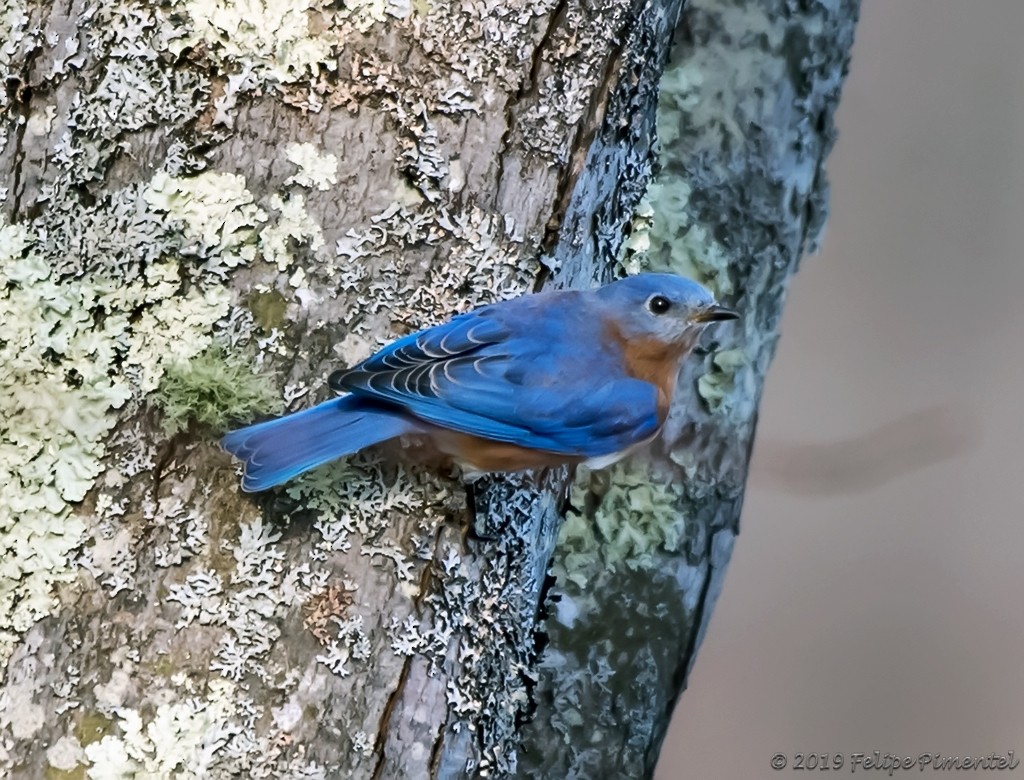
[329,290,661,458]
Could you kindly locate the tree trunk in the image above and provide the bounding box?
[519,1,861,776]
[0,1,857,779]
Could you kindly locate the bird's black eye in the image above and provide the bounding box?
[647,295,672,315]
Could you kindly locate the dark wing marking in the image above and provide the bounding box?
[329,310,507,397]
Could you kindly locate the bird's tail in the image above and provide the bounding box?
[221,396,420,492]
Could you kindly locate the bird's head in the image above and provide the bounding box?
[594,273,739,350]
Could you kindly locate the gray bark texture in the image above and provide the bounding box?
[0,0,857,779]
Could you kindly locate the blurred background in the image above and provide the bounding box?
[658,0,1024,777]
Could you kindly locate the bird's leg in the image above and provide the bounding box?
[463,474,501,542]
[557,465,578,515]
[535,466,577,516]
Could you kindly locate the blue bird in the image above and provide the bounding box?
[221,273,738,491]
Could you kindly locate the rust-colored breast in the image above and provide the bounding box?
[605,323,686,421]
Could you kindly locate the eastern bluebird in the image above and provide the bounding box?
[222,273,738,492]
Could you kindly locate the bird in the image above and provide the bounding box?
[221,273,738,492]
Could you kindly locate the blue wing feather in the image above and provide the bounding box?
[330,301,660,457]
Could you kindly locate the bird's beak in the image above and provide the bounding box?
[693,304,740,323]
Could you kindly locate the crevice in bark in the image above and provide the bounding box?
[372,533,443,776]
[494,0,569,209]
[427,712,447,777]
[538,38,630,260]
[369,653,413,780]
[5,75,33,220]
[670,526,715,701]
[527,0,569,99]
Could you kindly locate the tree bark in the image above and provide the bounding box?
[519,1,860,776]
[0,0,857,779]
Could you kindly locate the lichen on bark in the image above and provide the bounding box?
[0,0,858,776]
[518,0,860,777]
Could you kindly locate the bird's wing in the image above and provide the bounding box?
[330,307,661,457]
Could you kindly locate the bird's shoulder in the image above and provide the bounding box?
[332,289,606,388]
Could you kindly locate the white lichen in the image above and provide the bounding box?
[46,734,87,772]
[170,0,336,82]
[167,0,410,94]
[388,614,426,657]
[84,678,242,779]
[167,570,227,627]
[555,460,690,587]
[144,171,267,276]
[315,615,371,677]
[284,142,339,192]
[261,194,326,273]
[0,217,129,666]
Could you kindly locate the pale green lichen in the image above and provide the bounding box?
[642,178,733,296]
[0,209,230,662]
[78,671,329,777]
[0,218,126,666]
[284,142,338,192]
[640,0,792,297]
[145,171,326,277]
[0,159,306,670]
[168,0,410,86]
[261,193,326,273]
[616,197,655,277]
[126,286,233,394]
[170,0,336,82]
[143,171,266,274]
[656,1,785,153]
[554,460,688,586]
[152,346,282,435]
[696,348,748,413]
